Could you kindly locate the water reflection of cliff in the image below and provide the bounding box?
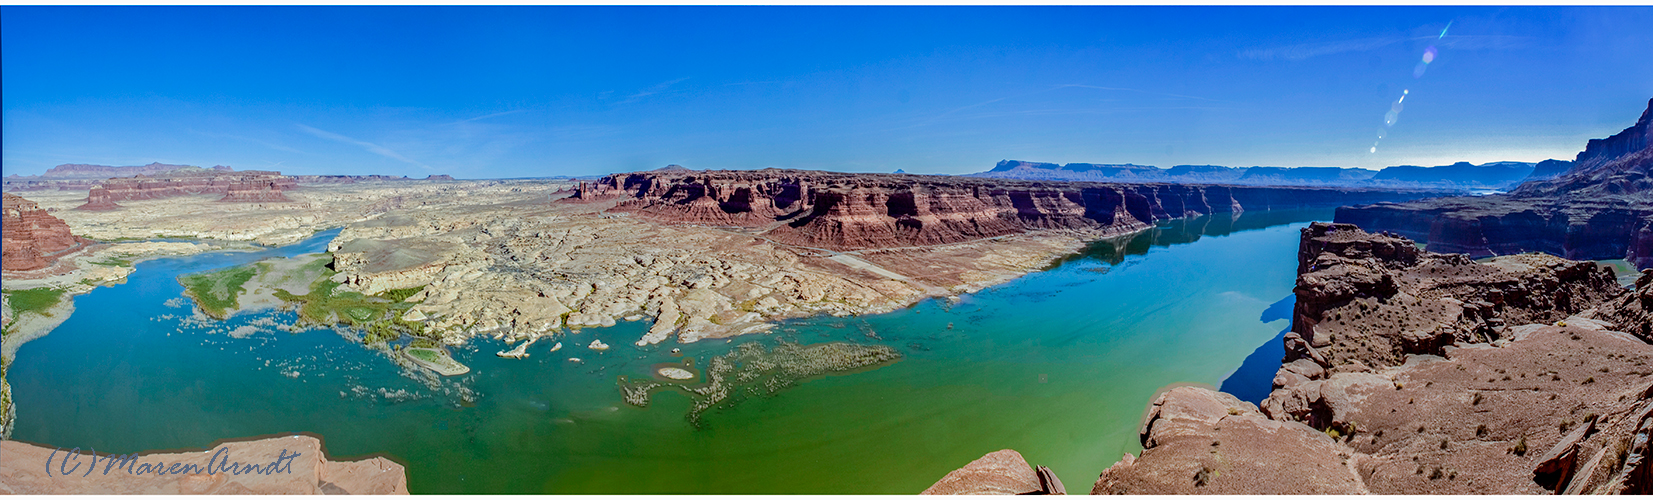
[1064,208,1335,266]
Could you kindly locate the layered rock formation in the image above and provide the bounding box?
[1338,98,1653,269]
[573,169,1449,251]
[4,163,229,192]
[0,435,406,494]
[3,193,89,272]
[76,168,296,210]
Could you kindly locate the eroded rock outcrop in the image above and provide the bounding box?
[921,449,1048,495]
[1091,386,1367,495]
[574,169,1450,251]
[3,193,90,271]
[1338,98,1653,269]
[0,435,406,494]
[1284,222,1624,377]
[1255,221,1653,494]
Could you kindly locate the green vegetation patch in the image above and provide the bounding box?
[179,265,259,318]
[408,348,439,363]
[6,287,67,317]
[274,265,425,345]
[89,257,134,267]
[380,285,426,302]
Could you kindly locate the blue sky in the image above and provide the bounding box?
[4,6,1652,178]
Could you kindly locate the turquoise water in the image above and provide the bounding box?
[8,210,1326,493]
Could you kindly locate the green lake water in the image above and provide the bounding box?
[7,209,1327,493]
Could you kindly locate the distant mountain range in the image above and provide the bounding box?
[972,159,1577,191]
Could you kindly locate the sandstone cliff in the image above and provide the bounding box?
[76,169,296,211]
[0,434,406,494]
[574,169,1449,251]
[1338,98,1653,269]
[3,193,90,272]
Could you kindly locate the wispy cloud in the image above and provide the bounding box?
[1056,84,1225,103]
[1238,34,1535,61]
[1239,36,1405,61]
[614,77,691,104]
[878,84,1226,134]
[296,124,430,169]
[186,128,305,154]
[449,109,528,125]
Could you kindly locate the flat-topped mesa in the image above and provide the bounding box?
[1338,98,1653,269]
[571,168,1450,251]
[3,193,90,272]
[75,168,297,210]
[44,162,207,179]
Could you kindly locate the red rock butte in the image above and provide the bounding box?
[76,169,297,211]
[2,193,89,272]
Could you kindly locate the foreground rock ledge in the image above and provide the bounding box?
[0,435,407,494]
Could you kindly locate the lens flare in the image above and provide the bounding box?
[1363,22,1448,156]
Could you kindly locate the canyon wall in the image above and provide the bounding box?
[2,193,89,272]
[1338,98,1653,268]
[573,169,1450,251]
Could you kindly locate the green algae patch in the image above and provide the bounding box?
[619,340,902,427]
[179,265,259,318]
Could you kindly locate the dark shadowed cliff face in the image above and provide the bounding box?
[1338,98,1653,269]
[571,169,1450,251]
